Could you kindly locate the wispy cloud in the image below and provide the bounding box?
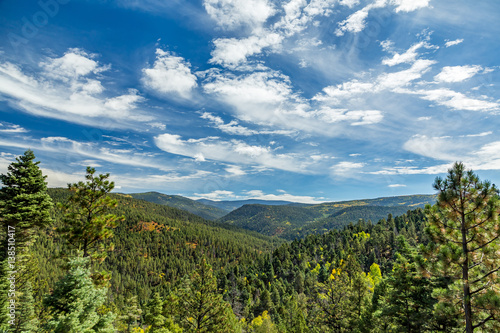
[434,65,482,83]
[154,132,321,173]
[445,38,464,47]
[0,49,152,129]
[190,188,325,203]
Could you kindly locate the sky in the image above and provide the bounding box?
[0,0,499,204]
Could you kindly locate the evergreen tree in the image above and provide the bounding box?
[0,150,53,248]
[174,259,237,332]
[58,167,123,263]
[18,281,38,333]
[43,256,115,332]
[0,258,10,331]
[422,162,500,332]
[314,261,353,332]
[0,150,53,328]
[380,237,434,332]
[119,295,142,332]
[143,292,181,333]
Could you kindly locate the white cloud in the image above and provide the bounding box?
[209,32,283,68]
[415,88,499,112]
[200,112,295,136]
[390,0,430,13]
[0,123,28,133]
[203,0,276,30]
[201,112,257,136]
[314,108,383,126]
[463,131,492,138]
[315,58,436,105]
[142,49,197,98]
[434,65,482,83]
[314,80,375,103]
[204,70,384,134]
[375,139,500,175]
[378,59,436,89]
[155,132,315,173]
[445,39,464,47]
[331,161,365,177]
[403,134,462,161]
[335,0,387,36]
[0,50,151,129]
[0,135,174,172]
[335,5,371,36]
[225,165,246,176]
[388,184,406,188]
[339,0,360,8]
[191,189,324,204]
[40,48,107,82]
[192,190,236,200]
[382,41,431,66]
[243,189,324,204]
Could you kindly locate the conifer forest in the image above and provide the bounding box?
[1,150,499,332]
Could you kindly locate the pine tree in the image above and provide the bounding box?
[314,261,353,332]
[0,150,53,328]
[43,256,116,332]
[380,237,434,332]
[174,259,237,332]
[17,281,38,333]
[143,292,181,333]
[0,257,10,331]
[0,150,53,248]
[120,295,142,332]
[58,167,123,263]
[422,162,500,332]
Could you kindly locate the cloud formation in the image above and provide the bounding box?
[0,49,151,129]
[142,49,198,98]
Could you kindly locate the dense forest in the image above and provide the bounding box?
[1,150,499,332]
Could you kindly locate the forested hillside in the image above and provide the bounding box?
[1,151,499,332]
[218,194,436,239]
[36,188,280,307]
[127,192,229,220]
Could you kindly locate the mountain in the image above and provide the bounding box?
[36,188,280,308]
[217,194,436,239]
[126,192,229,220]
[196,198,300,212]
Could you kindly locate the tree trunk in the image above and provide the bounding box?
[461,209,473,333]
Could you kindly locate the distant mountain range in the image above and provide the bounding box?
[218,194,437,239]
[196,198,304,212]
[127,192,229,220]
[123,192,437,238]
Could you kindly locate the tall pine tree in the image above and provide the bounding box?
[422,162,500,332]
[0,150,53,328]
[58,167,123,264]
[174,259,238,332]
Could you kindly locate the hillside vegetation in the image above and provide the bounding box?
[127,192,229,220]
[218,195,436,239]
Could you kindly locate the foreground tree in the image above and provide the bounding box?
[58,167,123,263]
[0,150,53,247]
[314,261,353,332]
[0,150,53,327]
[422,162,500,332]
[174,259,238,332]
[43,256,115,332]
[380,237,435,332]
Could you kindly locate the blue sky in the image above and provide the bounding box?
[1,0,500,203]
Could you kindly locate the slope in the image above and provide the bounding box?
[127,191,229,220]
[197,198,299,212]
[217,194,436,239]
[33,188,281,309]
